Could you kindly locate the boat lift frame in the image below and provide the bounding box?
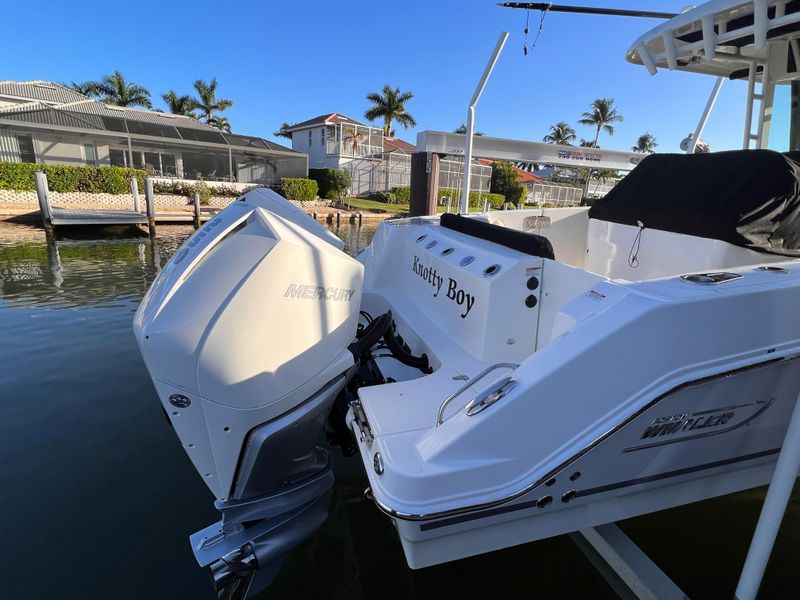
[439,2,800,597]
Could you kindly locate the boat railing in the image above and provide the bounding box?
[436,363,518,426]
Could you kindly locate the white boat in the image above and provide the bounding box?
[134,1,800,596]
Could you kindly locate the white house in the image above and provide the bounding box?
[285,113,387,170]
[286,112,491,196]
[0,80,307,185]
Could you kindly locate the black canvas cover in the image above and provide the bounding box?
[588,150,800,256]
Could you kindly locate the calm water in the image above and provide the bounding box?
[0,219,798,599]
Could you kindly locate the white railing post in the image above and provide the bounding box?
[689,77,724,154]
[460,32,509,214]
[735,390,800,599]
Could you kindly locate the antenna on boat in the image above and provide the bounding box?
[460,31,509,215]
[497,3,678,20]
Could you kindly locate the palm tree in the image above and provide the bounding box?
[207,115,232,133]
[632,132,658,153]
[161,90,196,117]
[191,78,234,125]
[274,122,296,139]
[543,122,577,145]
[580,139,599,148]
[578,98,624,146]
[454,123,484,136]
[342,126,368,154]
[578,98,623,195]
[365,85,417,137]
[62,81,100,98]
[89,71,152,108]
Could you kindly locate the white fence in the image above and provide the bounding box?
[346,154,411,196]
[526,182,583,207]
[345,153,492,198]
[586,178,620,198]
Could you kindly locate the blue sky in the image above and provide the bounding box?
[2,0,782,153]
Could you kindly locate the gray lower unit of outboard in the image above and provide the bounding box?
[190,375,345,597]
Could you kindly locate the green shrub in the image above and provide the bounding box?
[436,188,506,209]
[389,185,503,209]
[0,162,146,194]
[309,168,352,200]
[0,162,37,191]
[94,166,132,194]
[45,165,80,192]
[391,186,411,203]
[374,190,398,204]
[280,177,318,202]
[152,179,248,198]
[194,179,212,206]
[490,162,526,206]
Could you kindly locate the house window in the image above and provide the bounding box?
[308,130,312,147]
[84,144,97,167]
[321,128,325,145]
[161,154,176,176]
[144,152,160,175]
[16,134,36,163]
[131,151,144,169]
[109,149,127,167]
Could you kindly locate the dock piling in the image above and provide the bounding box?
[336,210,341,226]
[144,178,156,238]
[130,178,141,213]
[34,171,54,240]
[192,192,201,229]
[358,211,363,226]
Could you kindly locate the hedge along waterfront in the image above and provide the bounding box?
[391,186,506,209]
[280,177,318,202]
[308,168,352,200]
[0,162,147,194]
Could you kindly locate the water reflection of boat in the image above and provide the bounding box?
[135,2,800,598]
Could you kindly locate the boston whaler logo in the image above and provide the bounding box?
[640,411,733,439]
[284,283,355,302]
[624,397,775,453]
[412,255,475,318]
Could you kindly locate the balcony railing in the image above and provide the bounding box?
[326,140,383,158]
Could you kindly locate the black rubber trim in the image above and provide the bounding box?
[440,213,555,259]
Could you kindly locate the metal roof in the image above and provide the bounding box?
[0,80,89,104]
[0,92,298,156]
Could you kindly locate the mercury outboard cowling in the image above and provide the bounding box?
[133,188,363,597]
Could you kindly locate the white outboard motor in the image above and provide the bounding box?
[134,188,363,596]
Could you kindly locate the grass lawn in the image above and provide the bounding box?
[341,197,409,214]
[340,197,451,215]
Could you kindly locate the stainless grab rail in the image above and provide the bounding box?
[436,363,518,426]
[465,377,518,417]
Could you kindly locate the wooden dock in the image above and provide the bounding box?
[50,208,218,226]
[50,207,148,226]
[35,170,210,238]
